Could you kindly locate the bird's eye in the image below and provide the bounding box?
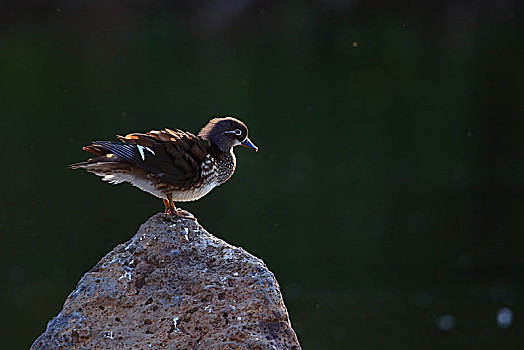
[234,129,242,136]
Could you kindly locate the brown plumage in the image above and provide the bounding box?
[70,117,258,217]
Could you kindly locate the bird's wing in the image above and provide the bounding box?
[87,129,209,186]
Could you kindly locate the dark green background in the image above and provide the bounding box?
[1,1,523,349]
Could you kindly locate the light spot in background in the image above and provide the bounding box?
[436,315,455,331]
[352,41,358,47]
[497,307,513,328]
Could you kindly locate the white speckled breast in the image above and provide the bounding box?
[170,182,219,202]
[216,151,236,184]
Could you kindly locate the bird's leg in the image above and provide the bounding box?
[163,198,171,214]
[165,193,194,219]
[167,193,177,214]
[163,193,178,215]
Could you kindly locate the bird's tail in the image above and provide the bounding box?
[69,146,123,168]
[69,143,134,184]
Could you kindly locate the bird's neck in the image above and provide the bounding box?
[208,142,233,157]
[204,133,231,153]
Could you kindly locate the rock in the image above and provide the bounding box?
[31,213,301,350]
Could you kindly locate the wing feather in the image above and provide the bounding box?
[82,129,210,186]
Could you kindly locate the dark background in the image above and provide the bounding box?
[1,1,523,349]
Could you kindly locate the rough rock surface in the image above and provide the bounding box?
[31,213,301,350]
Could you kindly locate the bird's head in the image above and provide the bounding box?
[198,117,258,153]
